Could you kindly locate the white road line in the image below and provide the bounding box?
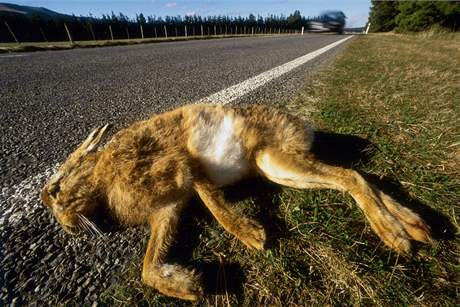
[0,36,352,227]
[0,53,28,58]
[199,35,353,104]
[0,165,58,227]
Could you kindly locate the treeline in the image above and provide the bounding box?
[0,9,320,43]
[369,0,460,32]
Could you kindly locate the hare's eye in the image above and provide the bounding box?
[49,185,61,198]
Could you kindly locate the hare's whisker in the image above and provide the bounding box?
[78,214,95,236]
[79,214,106,239]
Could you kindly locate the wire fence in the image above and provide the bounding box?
[1,20,304,44]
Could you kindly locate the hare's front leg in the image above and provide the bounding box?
[142,203,203,301]
[193,181,266,250]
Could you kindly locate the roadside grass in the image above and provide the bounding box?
[99,33,459,306]
[0,34,281,53]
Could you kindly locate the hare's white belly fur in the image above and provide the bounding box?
[190,115,249,187]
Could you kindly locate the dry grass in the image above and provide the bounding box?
[99,33,459,306]
[0,34,281,53]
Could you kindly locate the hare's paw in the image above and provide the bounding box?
[366,208,413,254]
[237,218,266,250]
[379,192,432,244]
[144,264,203,301]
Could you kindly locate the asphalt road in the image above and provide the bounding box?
[0,33,352,304]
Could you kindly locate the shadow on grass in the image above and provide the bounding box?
[311,131,375,168]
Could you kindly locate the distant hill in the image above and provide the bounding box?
[0,2,70,19]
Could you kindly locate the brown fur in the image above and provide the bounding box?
[41,103,432,300]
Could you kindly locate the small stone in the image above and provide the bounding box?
[9,297,18,307]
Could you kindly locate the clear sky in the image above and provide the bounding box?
[5,1,371,27]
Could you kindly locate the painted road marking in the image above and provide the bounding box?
[199,35,353,104]
[0,165,57,227]
[0,54,28,58]
[0,36,353,226]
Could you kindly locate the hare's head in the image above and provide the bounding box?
[41,125,110,235]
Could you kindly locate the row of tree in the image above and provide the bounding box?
[0,10,322,43]
[369,1,460,32]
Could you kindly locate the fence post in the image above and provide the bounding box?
[109,25,114,40]
[40,27,48,42]
[125,28,130,39]
[201,25,203,36]
[4,21,19,43]
[140,24,144,39]
[214,25,216,36]
[154,27,157,38]
[64,23,73,44]
[164,25,168,38]
[365,22,371,34]
[236,25,238,35]
[301,26,304,35]
[89,23,96,40]
[174,27,177,36]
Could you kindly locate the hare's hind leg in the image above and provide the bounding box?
[255,148,432,254]
[142,203,203,301]
[193,181,266,250]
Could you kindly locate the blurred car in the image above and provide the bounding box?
[308,11,346,34]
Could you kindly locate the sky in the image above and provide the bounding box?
[5,0,371,27]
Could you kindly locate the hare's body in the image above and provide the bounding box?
[89,104,313,225]
[41,103,431,301]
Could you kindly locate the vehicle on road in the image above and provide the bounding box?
[308,11,346,34]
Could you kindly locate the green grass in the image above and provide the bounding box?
[99,33,459,306]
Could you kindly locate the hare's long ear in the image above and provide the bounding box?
[68,124,111,161]
[78,124,112,154]
[52,124,112,178]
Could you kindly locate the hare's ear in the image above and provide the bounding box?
[66,124,111,165]
[69,124,111,157]
[78,124,112,154]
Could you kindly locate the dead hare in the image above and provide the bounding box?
[41,103,432,300]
